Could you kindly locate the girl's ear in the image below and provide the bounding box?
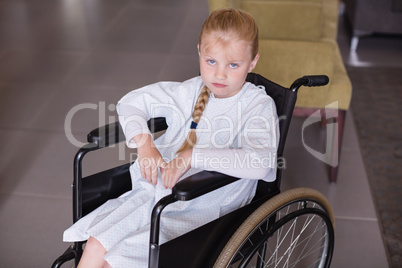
[248,53,260,73]
[197,44,200,55]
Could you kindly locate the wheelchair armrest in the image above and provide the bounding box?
[172,171,240,201]
[149,170,240,260]
[87,117,168,147]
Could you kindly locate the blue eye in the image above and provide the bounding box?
[207,60,216,65]
[229,63,238,68]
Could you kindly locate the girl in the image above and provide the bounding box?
[64,8,279,267]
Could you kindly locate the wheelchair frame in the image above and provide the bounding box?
[52,73,335,268]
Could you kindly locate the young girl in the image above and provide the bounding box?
[63,8,279,267]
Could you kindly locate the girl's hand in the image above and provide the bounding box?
[161,149,192,189]
[134,134,166,186]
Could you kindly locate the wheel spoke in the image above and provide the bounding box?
[215,189,334,268]
[260,211,329,268]
[293,221,327,265]
[264,216,299,266]
[281,214,323,267]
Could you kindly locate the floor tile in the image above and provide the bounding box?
[96,6,186,54]
[0,0,130,50]
[0,49,84,86]
[0,193,72,268]
[331,218,389,267]
[158,54,200,82]
[0,129,74,198]
[169,8,209,56]
[130,0,195,8]
[0,84,56,129]
[0,1,55,49]
[281,113,378,219]
[0,127,133,202]
[32,85,126,134]
[65,52,169,88]
[339,110,362,152]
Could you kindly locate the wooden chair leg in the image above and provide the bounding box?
[320,109,327,126]
[329,110,346,183]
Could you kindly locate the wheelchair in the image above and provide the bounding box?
[52,73,335,268]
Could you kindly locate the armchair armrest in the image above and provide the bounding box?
[87,117,168,147]
[172,171,241,201]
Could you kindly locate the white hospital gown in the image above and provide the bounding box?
[63,76,279,267]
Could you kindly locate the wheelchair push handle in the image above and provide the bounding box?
[290,75,329,92]
[304,75,330,87]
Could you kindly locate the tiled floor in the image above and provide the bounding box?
[0,0,392,267]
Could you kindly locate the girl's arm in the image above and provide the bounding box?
[117,78,203,149]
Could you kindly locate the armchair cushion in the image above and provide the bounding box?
[209,0,339,41]
[240,0,323,40]
[254,39,351,109]
[255,39,335,83]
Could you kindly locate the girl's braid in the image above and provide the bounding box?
[176,86,211,154]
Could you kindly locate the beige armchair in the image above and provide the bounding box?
[209,0,352,182]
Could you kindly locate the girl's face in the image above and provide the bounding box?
[198,33,259,98]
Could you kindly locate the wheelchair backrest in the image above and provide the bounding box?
[246,73,298,196]
[246,73,297,158]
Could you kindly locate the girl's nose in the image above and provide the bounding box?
[214,67,227,80]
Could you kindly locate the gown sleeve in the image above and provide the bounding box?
[116,77,203,148]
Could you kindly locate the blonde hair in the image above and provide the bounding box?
[199,8,259,59]
[177,9,259,154]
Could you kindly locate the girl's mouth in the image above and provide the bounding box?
[212,83,227,88]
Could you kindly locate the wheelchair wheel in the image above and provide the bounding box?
[214,188,335,268]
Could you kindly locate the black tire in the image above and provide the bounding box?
[214,188,335,268]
